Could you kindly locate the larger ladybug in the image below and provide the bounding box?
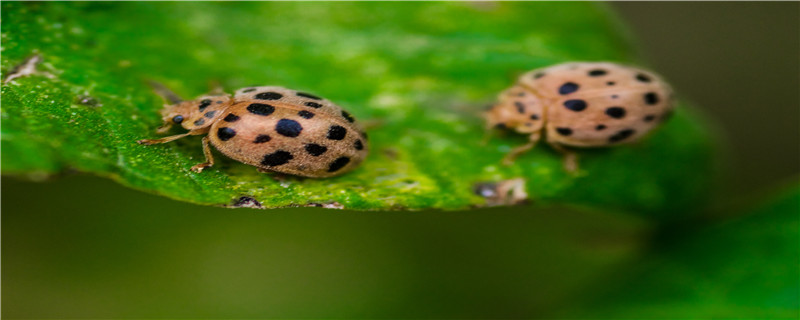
[485,62,674,171]
[138,85,368,178]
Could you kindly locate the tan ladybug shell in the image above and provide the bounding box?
[487,62,674,147]
[213,87,367,177]
[160,86,368,178]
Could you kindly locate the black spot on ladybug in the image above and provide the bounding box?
[636,73,652,83]
[198,99,212,111]
[341,110,355,123]
[217,127,237,141]
[242,88,257,93]
[276,119,303,137]
[494,123,508,130]
[588,69,607,76]
[609,129,635,143]
[204,110,217,118]
[305,101,323,108]
[644,115,656,122]
[514,101,525,114]
[607,81,616,86]
[253,134,271,143]
[305,144,327,156]
[644,92,659,105]
[327,125,347,140]
[354,139,364,150]
[296,92,321,100]
[261,150,293,166]
[328,157,351,172]
[596,124,607,131]
[223,113,240,122]
[563,99,587,112]
[559,82,579,95]
[533,72,545,79]
[530,114,539,120]
[605,107,626,119]
[172,115,184,124]
[247,103,275,116]
[255,92,283,100]
[298,110,315,119]
[556,127,573,136]
[193,118,206,126]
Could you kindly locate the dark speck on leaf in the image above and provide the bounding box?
[75,95,100,107]
[474,182,498,198]
[232,196,263,209]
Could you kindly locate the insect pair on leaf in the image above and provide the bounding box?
[139,62,673,177]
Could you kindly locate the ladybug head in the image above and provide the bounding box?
[484,102,522,132]
[157,95,232,132]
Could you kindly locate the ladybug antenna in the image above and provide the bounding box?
[146,80,183,105]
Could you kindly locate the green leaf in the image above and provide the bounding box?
[561,183,800,318]
[1,2,717,214]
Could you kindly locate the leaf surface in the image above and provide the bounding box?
[1,2,716,214]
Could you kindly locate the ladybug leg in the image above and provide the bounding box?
[190,136,215,173]
[502,132,540,166]
[482,121,511,146]
[155,122,174,134]
[256,167,271,174]
[255,168,291,181]
[547,141,579,173]
[136,132,191,145]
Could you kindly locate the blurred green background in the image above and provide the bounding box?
[614,2,799,198]
[2,2,798,318]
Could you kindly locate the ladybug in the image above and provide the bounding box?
[138,85,368,178]
[485,62,674,171]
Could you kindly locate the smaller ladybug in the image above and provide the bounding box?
[485,62,674,171]
[138,84,368,178]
